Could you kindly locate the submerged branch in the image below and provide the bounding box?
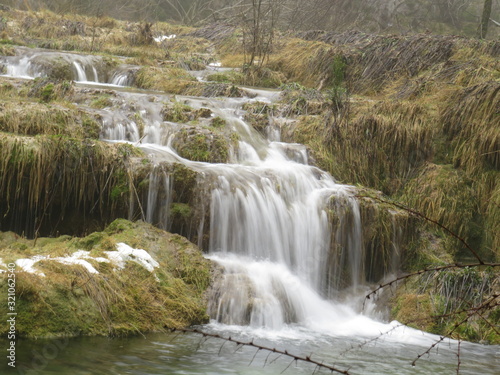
[172,327,351,374]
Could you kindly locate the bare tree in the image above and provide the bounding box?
[239,0,286,67]
[478,0,493,37]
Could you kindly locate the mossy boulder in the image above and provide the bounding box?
[171,126,230,163]
[0,220,213,338]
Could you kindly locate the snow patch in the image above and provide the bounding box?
[52,250,106,274]
[16,256,48,277]
[0,258,7,273]
[105,243,160,272]
[11,244,159,277]
[154,34,176,43]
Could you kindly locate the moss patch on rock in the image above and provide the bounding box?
[171,126,230,163]
[0,220,212,338]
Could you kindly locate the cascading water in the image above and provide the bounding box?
[0,47,138,86]
[95,88,383,333]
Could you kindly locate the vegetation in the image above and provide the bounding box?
[0,219,212,337]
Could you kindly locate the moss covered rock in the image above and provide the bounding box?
[0,220,213,338]
[171,126,230,163]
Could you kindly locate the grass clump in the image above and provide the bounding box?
[392,267,499,344]
[0,134,145,237]
[0,101,100,138]
[134,66,200,95]
[401,164,480,257]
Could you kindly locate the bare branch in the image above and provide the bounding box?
[172,327,351,374]
[364,263,500,303]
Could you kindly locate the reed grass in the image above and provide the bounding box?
[0,134,145,237]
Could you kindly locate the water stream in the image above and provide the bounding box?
[1,49,499,374]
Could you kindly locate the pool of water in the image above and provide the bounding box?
[3,323,499,375]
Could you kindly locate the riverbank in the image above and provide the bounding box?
[0,220,212,338]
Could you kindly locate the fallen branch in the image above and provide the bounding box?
[172,327,351,374]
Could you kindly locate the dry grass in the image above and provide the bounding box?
[0,101,99,137]
[0,134,145,237]
[441,82,499,173]
[134,65,200,94]
[401,164,479,255]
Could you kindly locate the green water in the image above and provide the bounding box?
[2,324,499,375]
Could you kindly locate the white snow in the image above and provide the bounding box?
[154,34,176,43]
[16,256,48,276]
[208,62,222,67]
[105,243,159,272]
[11,244,159,277]
[52,251,102,274]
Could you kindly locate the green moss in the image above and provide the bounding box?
[211,116,226,128]
[391,293,435,332]
[76,232,105,250]
[40,83,55,102]
[162,100,193,123]
[172,128,229,163]
[170,203,192,219]
[206,72,232,83]
[0,220,212,338]
[90,94,113,109]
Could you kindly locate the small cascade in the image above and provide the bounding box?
[100,111,141,142]
[145,166,173,231]
[109,65,140,86]
[69,55,104,83]
[323,195,364,293]
[390,210,403,273]
[72,61,87,81]
[110,72,129,86]
[0,47,138,86]
[59,67,408,332]
[4,56,40,79]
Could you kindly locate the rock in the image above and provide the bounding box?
[0,220,213,338]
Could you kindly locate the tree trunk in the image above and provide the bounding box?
[478,0,493,38]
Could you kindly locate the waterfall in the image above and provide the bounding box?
[72,61,88,81]
[94,90,378,330]
[1,47,140,86]
[4,56,40,79]
[145,167,173,231]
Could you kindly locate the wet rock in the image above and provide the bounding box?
[0,220,212,338]
[171,126,230,163]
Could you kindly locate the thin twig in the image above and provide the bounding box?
[172,328,351,374]
[364,263,500,305]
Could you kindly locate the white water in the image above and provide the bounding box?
[0,47,137,86]
[96,89,395,335]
